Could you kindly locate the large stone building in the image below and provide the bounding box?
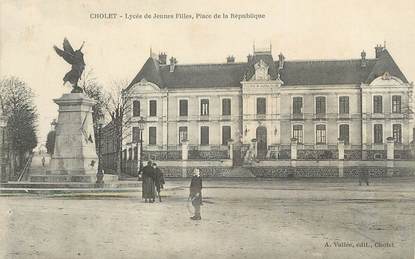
[121,45,413,163]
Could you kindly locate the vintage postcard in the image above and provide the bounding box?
[0,0,414,258]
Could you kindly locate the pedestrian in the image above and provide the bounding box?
[141,161,156,203]
[188,168,203,220]
[359,168,369,186]
[153,163,165,202]
[41,156,46,167]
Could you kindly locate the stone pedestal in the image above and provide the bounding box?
[338,140,345,160]
[387,137,395,160]
[290,138,298,160]
[182,140,188,161]
[30,93,118,183]
[228,140,234,160]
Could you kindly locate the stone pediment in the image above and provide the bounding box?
[130,78,161,93]
[369,72,405,87]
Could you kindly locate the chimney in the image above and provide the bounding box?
[247,54,253,63]
[169,56,177,72]
[361,50,367,68]
[278,53,285,70]
[158,52,167,65]
[226,56,235,63]
[375,44,384,58]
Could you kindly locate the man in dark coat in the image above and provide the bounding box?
[189,168,202,220]
[359,168,369,186]
[153,163,165,202]
[141,161,156,203]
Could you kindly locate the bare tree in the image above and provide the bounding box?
[0,76,38,177]
[104,79,133,176]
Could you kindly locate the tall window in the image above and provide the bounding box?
[257,97,266,115]
[315,96,326,114]
[149,127,157,145]
[339,124,350,144]
[222,126,231,145]
[293,125,303,143]
[222,98,231,116]
[374,124,383,144]
[292,97,303,114]
[316,124,326,144]
[149,100,157,117]
[200,126,209,145]
[133,100,140,117]
[393,124,402,143]
[200,99,209,115]
[373,96,383,113]
[392,96,401,113]
[339,96,349,114]
[132,127,140,142]
[179,99,188,116]
[178,126,188,144]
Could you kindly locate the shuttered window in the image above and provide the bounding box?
[373,96,382,113]
[222,126,231,145]
[201,126,209,145]
[293,97,303,114]
[316,97,326,114]
[149,100,157,117]
[149,127,156,145]
[179,99,188,116]
[339,124,349,144]
[222,99,231,116]
[257,98,266,115]
[132,127,140,143]
[392,96,401,113]
[374,124,383,144]
[133,101,140,117]
[339,96,349,114]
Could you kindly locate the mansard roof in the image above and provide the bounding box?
[126,48,408,90]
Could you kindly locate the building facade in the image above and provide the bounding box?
[121,45,414,162]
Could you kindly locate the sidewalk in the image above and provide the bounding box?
[1,177,414,196]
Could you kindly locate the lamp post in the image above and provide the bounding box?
[96,116,105,186]
[137,116,145,176]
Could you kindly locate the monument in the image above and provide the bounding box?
[30,38,117,183]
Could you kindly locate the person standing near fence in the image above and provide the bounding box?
[359,168,369,186]
[189,168,203,220]
[141,161,156,203]
[153,163,165,202]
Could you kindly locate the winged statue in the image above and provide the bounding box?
[54,38,85,93]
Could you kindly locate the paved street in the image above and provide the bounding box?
[1,178,414,259]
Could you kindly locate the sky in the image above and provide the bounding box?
[1,0,415,146]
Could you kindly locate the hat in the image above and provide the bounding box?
[193,168,200,176]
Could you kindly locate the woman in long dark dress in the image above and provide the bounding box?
[141,161,156,203]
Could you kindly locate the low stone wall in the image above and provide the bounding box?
[142,151,182,161]
[297,150,338,160]
[248,166,414,178]
[188,150,228,160]
[160,166,232,178]
[120,159,233,177]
